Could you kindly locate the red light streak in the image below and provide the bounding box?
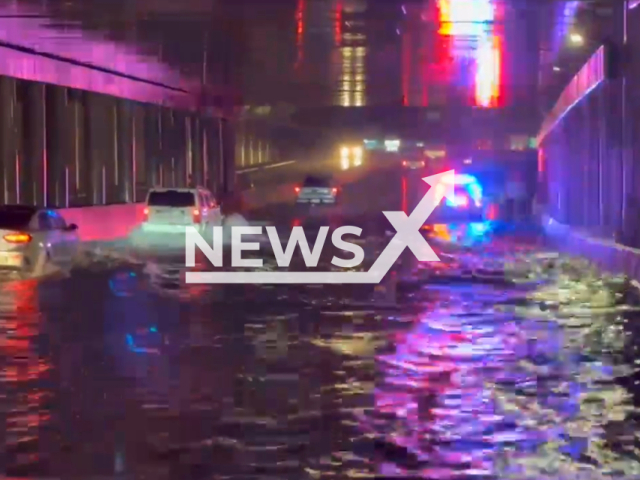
[295,0,305,68]
[334,1,342,46]
[401,31,410,106]
[401,175,408,214]
[474,35,502,108]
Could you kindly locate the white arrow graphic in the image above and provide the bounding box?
[185,170,455,284]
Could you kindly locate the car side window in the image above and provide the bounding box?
[37,212,54,230]
[51,212,67,229]
[198,192,207,209]
[208,191,217,208]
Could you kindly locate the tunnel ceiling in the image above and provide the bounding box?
[3,0,232,88]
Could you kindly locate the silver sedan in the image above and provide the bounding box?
[0,205,80,278]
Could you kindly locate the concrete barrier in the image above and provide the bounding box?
[57,162,378,244]
[59,203,147,242]
[544,215,640,280]
[58,184,296,243]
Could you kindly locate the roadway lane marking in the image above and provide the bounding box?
[237,160,297,174]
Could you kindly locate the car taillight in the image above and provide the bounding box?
[402,160,407,166]
[193,209,201,224]
[332,188,338,195]
[3,232,32,244]
[143,207,149,222]
[295,186,300,193]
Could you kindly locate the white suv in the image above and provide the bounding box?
[141,187,221,233]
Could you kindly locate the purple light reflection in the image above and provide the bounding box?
[0,5,194,108]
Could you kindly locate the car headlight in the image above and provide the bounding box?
[353,146,363,156]
[340,147,350,156]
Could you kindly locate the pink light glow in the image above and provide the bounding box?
[474,35,501,107]
[438,0,493,37]
[0,5,194,108]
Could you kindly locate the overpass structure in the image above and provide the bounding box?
[0,4,239,209]
[537,0,640,280]
[0,3,298,242]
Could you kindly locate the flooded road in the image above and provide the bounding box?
[2,170,640,479]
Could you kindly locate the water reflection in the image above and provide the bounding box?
[1,279,52,476]
[2,229,640,478]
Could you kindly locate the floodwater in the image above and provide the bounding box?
[2,221,640,480]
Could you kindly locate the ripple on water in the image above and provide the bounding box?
[1,227,640,479]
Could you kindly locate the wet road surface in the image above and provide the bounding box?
[2,167,640,479]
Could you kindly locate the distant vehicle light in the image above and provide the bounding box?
[446,194,469,208]
[384,139,400,152]
[442,173,479,185]
[440,172,483,208]
[402,160,407,166]
[340,147,350,156]
[353,146,363,156]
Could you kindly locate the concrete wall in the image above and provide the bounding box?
[537,2,640,246]
[0,75,236,208]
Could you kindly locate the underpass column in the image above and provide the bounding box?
[21,81,46,206]
[144,106,161,188]
[0,76,18,204]
[132,104,146,202]
[44,85,70,207]
[220,117,236,193]
[83,92,109,205]
[204,119,221,195]
[184,115,194,186]
[102,99,118,203]
[115,100,134,203]
[191,117,204,187]
[67,90,86,206]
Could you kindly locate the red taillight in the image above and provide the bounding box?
[332,188,338,195]
[3,232,32,244]
[143,207,149,221]
[402,160,407,166]
[192,209,201,224]
[295,186,300,193]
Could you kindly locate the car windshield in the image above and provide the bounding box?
[0,209,34,230]
[303,176,331,188]
[147,190,195,207]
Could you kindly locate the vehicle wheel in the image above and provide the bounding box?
[18,251,47,280]
[32,249,51,278]
[18,257,34,279]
